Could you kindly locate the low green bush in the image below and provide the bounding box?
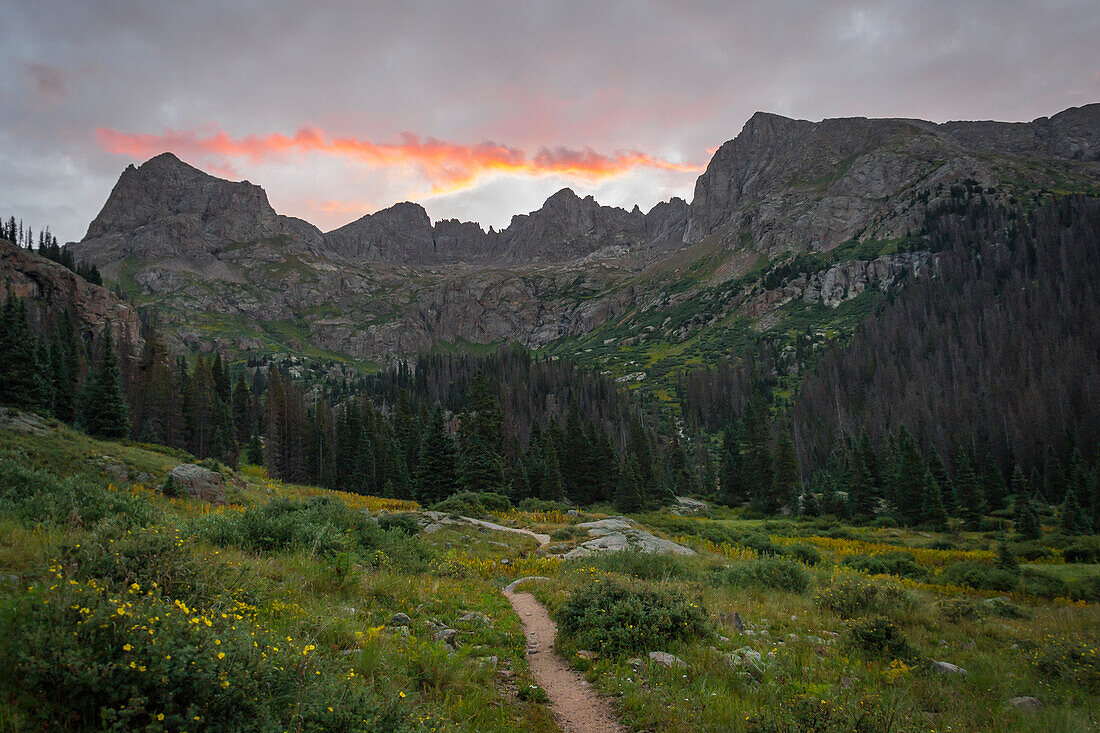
[516,497,570,513]
[787,543,822,565]
[814,572,915,619]
[586,550,700,581]
[0,454,158,529]
[1019,568,1069,599]
[713,558,810,594]
[550,526,580,541]
[982,596,1031,619]
[1010,541,1059,561]
[1063,538,1100,564]
[192,496,433,570]
[0,578,404,732]
[842,552,928,580]
[1036,638,1100,690]
[738,532,784,556]
[937,599,983,622]
[555,579,709,656]
[847,617,920,660]
[376,512,420,536]
[432,491,511,516]
[940,561,1018,592]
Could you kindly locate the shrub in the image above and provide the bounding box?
[192,496,434,571]
[517,497,570,513]
[1036,639,1100,690]
[1063,538,1100,564]
[0,578,404,732]
[982,596,1031,619]
[550,526,580,541]
[1068,576,1100,603]
[432,491,511,516]
[814,572,915,619]
[938,599,983,622]
[738,532,784,556]
[555,579,709,656]
[847,618,919,660]
[787,543,822,565]
[1010,541,1059,562]
[0,455,157,529]
[940,561,1018,592]
[713,558,810,594]
[68,520,212,603]
[376,512,420,536]
[842,552,928,580]
[1019,568,1069,599]
[586,550,700,581]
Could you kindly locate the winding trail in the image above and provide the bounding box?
[504,578,625,733]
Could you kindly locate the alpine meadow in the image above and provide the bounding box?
[1,3,1099,732]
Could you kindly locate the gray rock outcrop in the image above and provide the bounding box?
[164,463,228,504]
[562,516,695,559]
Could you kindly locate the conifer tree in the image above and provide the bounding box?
[80,327,130,439]
[953,449,984,529]
[414,404,458,505]
[771,428,801,512]
[614,455,645,513]
[1011,465,1042,539]
[1061,486,1090,535]
[0,297,51,414]
[456,372,506,494]
[718,424,747,506]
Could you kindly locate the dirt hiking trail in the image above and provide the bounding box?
[504,579,625,733]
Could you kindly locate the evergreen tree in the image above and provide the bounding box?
[414,404,458,505]
[80,327,130,439]
[953,449,984,529]
[0,297,51,414]
[771,427,801,512]
[718,424,747,506]
[1061,486,1090,535]
[456,372,506,494]
[743,397,774,513]
[232,373,252,444]
[614,455,645,514]
[1011,466,1042,539]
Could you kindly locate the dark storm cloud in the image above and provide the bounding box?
[1,0,1096,241]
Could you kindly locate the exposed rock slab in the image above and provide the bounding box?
[563,516,695,559]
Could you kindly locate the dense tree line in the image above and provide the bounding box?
[2,290,699,511]
[792,194,1100,517]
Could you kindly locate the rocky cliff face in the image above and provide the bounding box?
[71,153,325,268]
[0,238,142,350]
[683,104,1100,253]
[61,104,1100,363]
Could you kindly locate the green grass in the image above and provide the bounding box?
[3,421,1098,731]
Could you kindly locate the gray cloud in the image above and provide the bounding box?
[1,0,1097,242]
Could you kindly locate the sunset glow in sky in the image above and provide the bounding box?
[2,1,1098,240]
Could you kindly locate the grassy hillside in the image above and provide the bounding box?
[2,418,1097,731]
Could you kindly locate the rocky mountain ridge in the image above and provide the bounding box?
[56,104,1100,372]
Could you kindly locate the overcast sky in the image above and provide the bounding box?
[2,0,1097,242]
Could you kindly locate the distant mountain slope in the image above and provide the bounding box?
[64,105,1100,378]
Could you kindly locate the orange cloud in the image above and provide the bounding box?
[95,125,702,195]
